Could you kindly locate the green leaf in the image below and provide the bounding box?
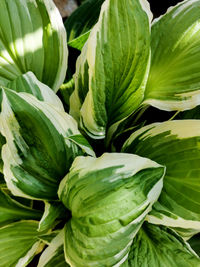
[0,0,68,92]
[0,220,44,267]
[144,0,200,111]
[65,0,104,42]
[68,31,91,51]
[38,230,69,267]
[0,189,41,226]
[58,153,165,266]
[59,78,75,111]
[122,222,200,267]
[0,88,93,200]
[6,72,64,110]
[122,120,200,231]
[0,72,65,175]
[70,0,152,139]
[39,230,61,245]
[38,201,67,232]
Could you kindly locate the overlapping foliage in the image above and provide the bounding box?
[0,0,200,266]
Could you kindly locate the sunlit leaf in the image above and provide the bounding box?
[0,0,68,91]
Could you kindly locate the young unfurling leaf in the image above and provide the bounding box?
[70,0,152,139]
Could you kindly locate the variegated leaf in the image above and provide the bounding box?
[0,220,44,267]
[58,153,165,266]
[70,0,152,139]
[122,120,200,232]
[144,0,200,111]
[0,88,94,200]
[38,229,69,267]
[0,0,68,91]
[122,222,200,267]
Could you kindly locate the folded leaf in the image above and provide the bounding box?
[122,120,200,231]
[0,0,68,91]
[70,0,152,139]
[58,153,165,266]
[38,201,67,232]
[0,220,44,267]
[0,189,41,226]
[122,222,200,267]
[38,230,69,267]
[0,88,94,200]
[144,0,200,111]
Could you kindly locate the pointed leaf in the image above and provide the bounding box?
[68,31,91,51]
[0,220,44,267]
[122,120,200,231]
[70,0,152,139]
[58,153,165,266]
[0,88,93,200]
[122,222,200,267]
[144,0,200,111]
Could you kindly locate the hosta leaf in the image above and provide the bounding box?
[0,220,44,267]
[58,153,165,266]
[68,31,91,51]
[0,0,67,92]
[0,72,64,174]
[38,201,67,232]
[122,222,200,267]
[0,189,41,226]
[0,88,94,200]
[122,120,200,231]
[7,72,64,111]
[65,0,104,43]
[38,230,69,267]
[70,0,152,139]
[39,230,61,245]
[144,0,200,111]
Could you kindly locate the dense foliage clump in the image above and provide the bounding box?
[0,0,200,266]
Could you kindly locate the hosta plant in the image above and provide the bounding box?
[1,0,200,266]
